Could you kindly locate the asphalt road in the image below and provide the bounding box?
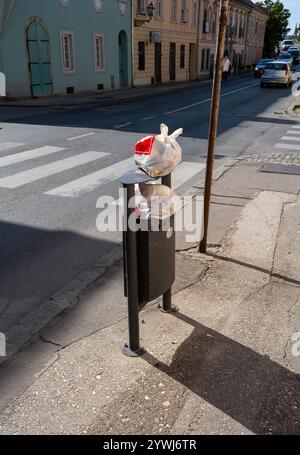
[0,70,299,336]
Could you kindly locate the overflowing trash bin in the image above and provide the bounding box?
[120,124,183,356]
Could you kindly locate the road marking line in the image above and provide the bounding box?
[286,130,300,135]
[45,157,133,197]
[0,142,25,152]
[0,152,108,189]
[114,122,132,129]
[0,146,65,168]
[164,82,260,115]
[275,143,300,150]
[67,133,95,141]
[281,136,300,142]
[291,126,300,129]
[141,116,155,121]
[165,98,211,115]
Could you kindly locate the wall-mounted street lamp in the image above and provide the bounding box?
[135,2,155,27]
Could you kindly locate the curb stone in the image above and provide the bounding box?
[0,246,123,367]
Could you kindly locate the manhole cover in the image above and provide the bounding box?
[261,163,300,175]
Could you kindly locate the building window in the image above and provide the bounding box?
[180,44,185,68]
[94,33,104,71]
[192,1,197,27]
[156,0,162,17]
[138,41,145,71]
[181,0,188,23]
[206,49,210,70]
[203,7,208,33]
[60,31,75,73]
[201,48,205,71]
[171,0,177,21]
[137,0,145,13]
[212,7,217,34]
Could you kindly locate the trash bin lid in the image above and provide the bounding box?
[119,170,156,185]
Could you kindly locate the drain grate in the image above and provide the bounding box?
[261,163,300,175]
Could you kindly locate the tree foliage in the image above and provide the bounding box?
[256,0,291,56]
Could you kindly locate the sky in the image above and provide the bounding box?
[281,0,300,32]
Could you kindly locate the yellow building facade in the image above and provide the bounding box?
[133,0,200,86]
[132,0,267,86]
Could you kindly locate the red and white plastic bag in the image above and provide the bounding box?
[134,124,183,178]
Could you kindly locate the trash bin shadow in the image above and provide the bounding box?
[142,312,300,435]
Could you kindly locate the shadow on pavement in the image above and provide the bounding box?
[0,220,119,335]
[143,312,300,434]
[208,252,300,287]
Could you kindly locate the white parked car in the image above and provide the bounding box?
[260,62,293,88]
[281,40,294,51]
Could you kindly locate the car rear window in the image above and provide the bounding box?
[266,63,287,70]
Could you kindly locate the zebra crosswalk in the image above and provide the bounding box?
[0,141,205,198]
[275,124,300,151]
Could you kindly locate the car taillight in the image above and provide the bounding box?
[285,65,288,74]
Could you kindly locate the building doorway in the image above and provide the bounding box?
[26,19,53,96]
[189,43,197,80]
[119,30,128,87]
[155,43,162,83]
[169,43,176,81]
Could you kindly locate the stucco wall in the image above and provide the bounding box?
[133,0,198,86]
[0,0,132,97]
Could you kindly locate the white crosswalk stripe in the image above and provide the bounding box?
[0,142,25,152]
[275,143,300,151]
[0,146,65,168]
[281,136,300,142]
[286,130,300,135]
[292,126,300,129]
[0,151,108,189]
[172,162,206,189]
[45,157,134,197]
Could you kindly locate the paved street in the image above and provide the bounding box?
[0,71,299,344]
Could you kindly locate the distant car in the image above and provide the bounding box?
[288,48,300,64]
[281,40,294,51]
[276,53,293,67]
[254,59,274,77]
[261,62,293,88]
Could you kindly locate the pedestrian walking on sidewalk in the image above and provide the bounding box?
[222,54,231,82]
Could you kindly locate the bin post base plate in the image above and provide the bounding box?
[122,344,145,357]
[158,303,179,313]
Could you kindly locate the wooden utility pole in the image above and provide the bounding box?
[199,0,229,253]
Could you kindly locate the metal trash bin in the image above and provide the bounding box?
[120,170,177,357]
[137,220,175,303]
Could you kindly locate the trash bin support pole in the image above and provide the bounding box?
[122,183,144,356]
[161,173,177,313]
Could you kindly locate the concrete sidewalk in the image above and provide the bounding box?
[0,157,299,435]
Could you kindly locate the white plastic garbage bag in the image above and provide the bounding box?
[137,183,182,220]
[134,124,183,178]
